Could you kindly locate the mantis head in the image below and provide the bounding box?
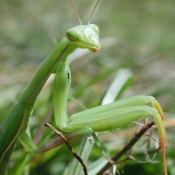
[66,24,100,53]
[67,0,101,53]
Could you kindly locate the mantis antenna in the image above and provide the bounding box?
[88,0,101,24]
[69,0,82,25]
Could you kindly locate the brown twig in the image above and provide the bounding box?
[45,123,88,175]
[38,132,82,153]
[34,105,54,144]
[96,121,155,175]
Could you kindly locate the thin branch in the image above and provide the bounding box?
[45,123,88,175]
[38,132,82,153]
[96,121,155,175]
[34,105,54,144]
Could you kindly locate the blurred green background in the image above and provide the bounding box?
[0,0,175,174]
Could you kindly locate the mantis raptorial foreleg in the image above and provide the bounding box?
[0,0,168,174]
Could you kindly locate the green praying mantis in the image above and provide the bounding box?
[0,0,168,174]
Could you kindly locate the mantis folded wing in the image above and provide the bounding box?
[0,1,168,175]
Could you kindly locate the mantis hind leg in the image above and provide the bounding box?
[62,95,167,175]
[64,95,164,133]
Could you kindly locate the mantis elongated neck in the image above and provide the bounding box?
[17,37,76,132]
[19,37,76,105]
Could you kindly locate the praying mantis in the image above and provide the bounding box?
[0,0,168,174]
